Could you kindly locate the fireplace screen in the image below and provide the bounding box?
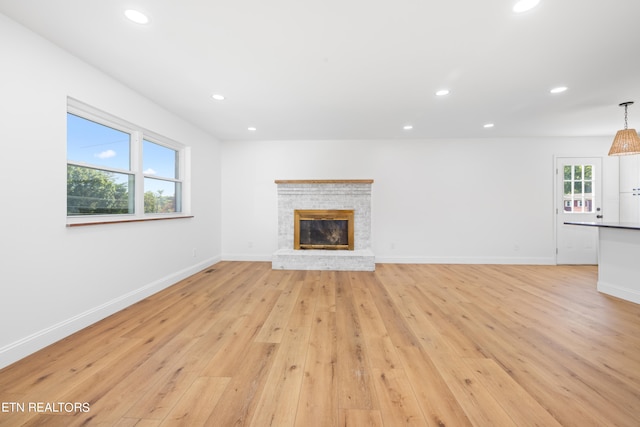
[294,209,354,250]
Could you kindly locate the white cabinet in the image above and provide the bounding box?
[620,192,640,222]
[619,155,640,192]
[619,156,640,222]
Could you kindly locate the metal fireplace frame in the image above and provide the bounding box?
[293,209,355,250]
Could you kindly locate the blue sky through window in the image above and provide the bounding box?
[143,140,177,179]
[67,113,130,170]
[67,114,178,178]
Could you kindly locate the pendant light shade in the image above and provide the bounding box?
[608,102,640,156]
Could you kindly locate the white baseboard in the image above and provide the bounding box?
[374,255,556,265]
[221,253,274,262]
[598,281,640,305]
[0,256,221,370]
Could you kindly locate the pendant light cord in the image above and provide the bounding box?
[624,104,629,129]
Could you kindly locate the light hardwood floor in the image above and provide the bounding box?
[1,262,639,426]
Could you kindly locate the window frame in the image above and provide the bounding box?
[66,98,191,226]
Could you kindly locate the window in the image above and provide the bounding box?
[143,140,181,213]
[563,164,593,213]
[67,113,134,215]
[67,99,188,224]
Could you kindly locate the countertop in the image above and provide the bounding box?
[564,221,640,231]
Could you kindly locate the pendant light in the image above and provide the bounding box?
[608,101,640,156]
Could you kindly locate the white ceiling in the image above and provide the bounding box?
[2,0,640,141]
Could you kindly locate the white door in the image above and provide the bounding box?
[556,157,602,264]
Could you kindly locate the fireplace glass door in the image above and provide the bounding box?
[294,210,354,250]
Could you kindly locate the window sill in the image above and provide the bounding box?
[66,215,194,227]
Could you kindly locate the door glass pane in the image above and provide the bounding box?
[563,163,594,214]
[574,181,583,194]
[584,182,592,193]
[574,165,582,180]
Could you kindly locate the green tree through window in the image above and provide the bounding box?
[67,165,132,214]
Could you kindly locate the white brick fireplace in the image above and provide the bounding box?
[272,180,375,271]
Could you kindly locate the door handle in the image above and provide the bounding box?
[596,215,603,219]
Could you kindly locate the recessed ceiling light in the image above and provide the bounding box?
[550,86,568,94]
[403,125,413,130]
[248,127,257,131]
[513,0,540,13]
[484,123,495,128]
[211,94,225,101]
[435,89,450,97]
[124,9,149,24]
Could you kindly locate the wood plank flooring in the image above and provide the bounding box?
[1,262,639,426]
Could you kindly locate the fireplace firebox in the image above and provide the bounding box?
[294,209,354,250]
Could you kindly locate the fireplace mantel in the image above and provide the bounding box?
[272,179,375,271]
[274,179,374,184]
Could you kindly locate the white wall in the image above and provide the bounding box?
[222,138,618,263]
[0,15,222,368]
